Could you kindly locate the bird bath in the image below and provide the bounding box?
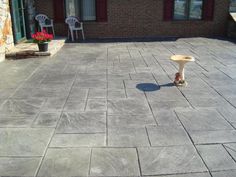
[170,55,195,87]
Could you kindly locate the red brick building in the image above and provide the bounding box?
[35,0,230,38]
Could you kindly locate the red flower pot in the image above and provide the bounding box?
[38,43,48,52]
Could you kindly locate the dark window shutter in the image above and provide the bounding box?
[203,0,215,21]
[96,0,108,22]
[163,0,174,21]
[53,0,65,23]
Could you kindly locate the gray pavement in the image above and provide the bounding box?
[0,38,236,177]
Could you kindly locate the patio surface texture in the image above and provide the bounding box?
[0,37,236,177]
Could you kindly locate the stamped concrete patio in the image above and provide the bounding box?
[0,37,236,177]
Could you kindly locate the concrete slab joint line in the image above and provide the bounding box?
[0,37,236,177]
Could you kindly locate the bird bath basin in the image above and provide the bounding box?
[170,55,195,87]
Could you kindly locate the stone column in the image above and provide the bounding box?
[0,0,14,62]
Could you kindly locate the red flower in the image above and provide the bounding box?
[32,31,53,44]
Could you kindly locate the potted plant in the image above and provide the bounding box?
[31,30,53,52]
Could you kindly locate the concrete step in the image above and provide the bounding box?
[6,37,66,60]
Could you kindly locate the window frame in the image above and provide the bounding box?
[173,0,204,21]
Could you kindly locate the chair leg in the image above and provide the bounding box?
[81,28,85,40]
[68,29,70,40]
[40,26,43,32]
[52,26,55,37]
[76,31,78,40]
[70,29,74,42]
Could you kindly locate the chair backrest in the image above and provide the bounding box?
[65,16,80,29]
[35,14,49,25]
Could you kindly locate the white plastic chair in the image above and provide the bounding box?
[35,14,55,36]
[65,16,85,41]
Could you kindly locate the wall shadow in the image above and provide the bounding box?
[65,37,236,44]
[65,37,178,43]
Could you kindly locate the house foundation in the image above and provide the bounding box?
[0,0,14,62]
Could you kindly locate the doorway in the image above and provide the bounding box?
[11,0,26,43]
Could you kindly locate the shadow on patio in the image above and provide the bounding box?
[136,83,174,92]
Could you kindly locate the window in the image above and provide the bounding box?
[65,0,96,21]
[174,0,203,20]
[230,0,236,12]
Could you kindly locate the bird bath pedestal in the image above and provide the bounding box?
[170,55,195,87]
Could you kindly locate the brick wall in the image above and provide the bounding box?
[0,0,14,62]
[35,0,230,38]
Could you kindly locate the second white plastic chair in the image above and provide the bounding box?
[65,16,85,41]
[35,14,55,36]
